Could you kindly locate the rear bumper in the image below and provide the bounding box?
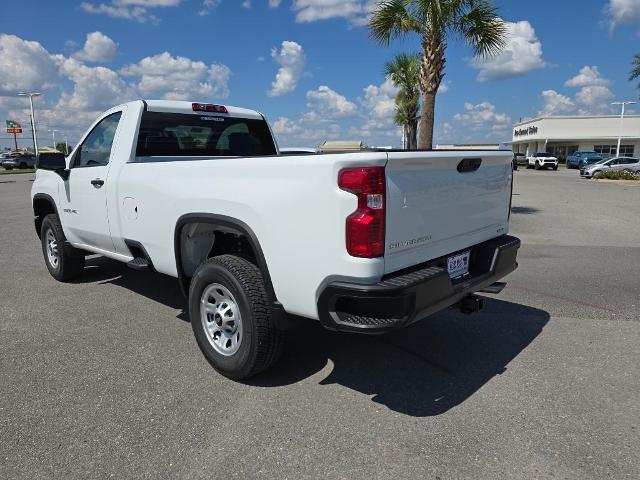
[317,235,521,334]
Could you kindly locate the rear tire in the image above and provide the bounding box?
[40,214,85,282]
[189,255,284,380]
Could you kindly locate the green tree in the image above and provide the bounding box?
[385,53,421,149]
[369,0,507,149]
[630,54,640,93]
[55,142,73,155]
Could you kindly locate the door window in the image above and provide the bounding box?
[75,112,122,167]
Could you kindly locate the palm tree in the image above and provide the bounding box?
[370,0,507,149]
[385,53,421,149]
[630,54,640,92]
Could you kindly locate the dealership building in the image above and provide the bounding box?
[511,115,640,160]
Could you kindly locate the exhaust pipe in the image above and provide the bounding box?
[458,295,485,315]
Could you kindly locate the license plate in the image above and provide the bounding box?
[447,251,470,279]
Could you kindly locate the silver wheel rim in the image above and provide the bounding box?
[45,229,59,269]
[200,283,243,356]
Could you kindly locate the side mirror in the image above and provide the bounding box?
[36,153,69,180]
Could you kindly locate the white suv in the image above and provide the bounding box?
[527,152,558,170]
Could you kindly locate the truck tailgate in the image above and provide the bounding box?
[384,151,513,275]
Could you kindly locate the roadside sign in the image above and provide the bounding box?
[6,120,22,134]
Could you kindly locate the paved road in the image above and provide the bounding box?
[1,169,638,479]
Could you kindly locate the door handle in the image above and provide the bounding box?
[91,178,104,188]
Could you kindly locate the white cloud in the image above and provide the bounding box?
[73,32,117,63]
[116,0,182,5]
[306,85,358,119]
[361,78,397,119]
[198,0,221,15]
[267,41,305,97]
[565,66,611,88]
[452,102,512,139]
[0,34,233,149]
[271,116,302,135]
[80,0,183,23]
[270,80,402,148]
[606,0,640,29]
[575,86,615,111]
[472,20,546,81]
[538,66,616,116]
[539,90,575,116]
[292,0,376,25]
[269,0,282,6]
[80,3,157,23]
[120,52,231,100]
[57,58,134,111]
[0,34,60,95]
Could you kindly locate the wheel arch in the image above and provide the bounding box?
[33,193,59,239]
[174,213,278,302]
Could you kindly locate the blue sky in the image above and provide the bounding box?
[1,0,640,149]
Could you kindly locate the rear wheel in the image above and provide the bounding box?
[40,214,85,282]
[189,255,284,380]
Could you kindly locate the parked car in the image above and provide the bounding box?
[527,152,558,170]
[566,151,603,169]
[2,153,37,170]
[31,99,520,380]
[514,153,527,166]
[580,157,640,178]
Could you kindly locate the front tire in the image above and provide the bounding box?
[535,161,541,170]
[189,255,284,380]
[40,214,85,282]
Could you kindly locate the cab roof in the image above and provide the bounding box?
[142,100,264,120]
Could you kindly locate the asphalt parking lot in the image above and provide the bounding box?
[1,168,639,479]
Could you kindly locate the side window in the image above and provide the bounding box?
[75,112,122,168]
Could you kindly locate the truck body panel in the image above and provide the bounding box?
[32,100,518,322]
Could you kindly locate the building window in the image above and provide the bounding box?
[594,145,635,157]
[619,145,635,157]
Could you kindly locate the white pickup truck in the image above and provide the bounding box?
[31,100,520,380]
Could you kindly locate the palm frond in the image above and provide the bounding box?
[630,54,640,82]
[457,0,506,58]
[369,0,420,45]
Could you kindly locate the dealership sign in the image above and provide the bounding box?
[514,125,538,137]
[6,120,22,134]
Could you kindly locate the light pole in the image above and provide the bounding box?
[48,129,59,149]
[612,101,637,157]
[18,92,42,154]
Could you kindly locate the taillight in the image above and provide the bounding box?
[192,103,228,113]
[338,167,385,258]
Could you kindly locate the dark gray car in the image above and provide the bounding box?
[2,153,37,170]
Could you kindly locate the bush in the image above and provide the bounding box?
[592,170,640,181]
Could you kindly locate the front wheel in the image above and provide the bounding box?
[552,166,558,171]
[535,161,541,170]
[189,255,284,380]
[40,214,85,281]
